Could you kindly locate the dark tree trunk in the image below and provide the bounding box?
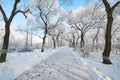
[102,0,120,64]
[102,13,113,64]
[0,22,10,63]
[53,41,56,49]
[41,27,48,52]
[102,0,114,64]
[80,33,84,48]
[72,35,75,48]
[52,37,56,49]
[75,32,80,48]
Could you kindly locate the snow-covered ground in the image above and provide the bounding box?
[0,46,120,80]
[78,50,120,80]
[0,48,60,80]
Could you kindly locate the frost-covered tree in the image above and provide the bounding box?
[68,5,105,48]
[33,0,60,52]
[48,18,64,49]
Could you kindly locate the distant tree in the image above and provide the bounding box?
[48,28,63,49]
[48,18,64,49]
[63,29,79,48]
[63,32,74,47]
[0,0,30,63]
[102,0,120,64]
[91,2,106,51]
[68,6,104,48]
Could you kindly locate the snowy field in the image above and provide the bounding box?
[0,46,120,80]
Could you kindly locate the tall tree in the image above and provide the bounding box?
[0,0,30,63]
[35,0,59,52]
[102,0,120,64]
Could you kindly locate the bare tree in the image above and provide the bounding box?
[63,29,78,48]
[49,29,63,49]
[48,19,64,49]
[64,34,73,47]
[0,0,30,63]
[102,0,120,64]
[68,6,104,48]
[35,0,59,52]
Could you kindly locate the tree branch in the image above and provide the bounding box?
[9,0,20,22]
[14,8,30,19]
[102,0,112,12]
[74,23,82,32]
[37,6,47,27]
[0,5,8,22]
[48,17,61,30]
[112,1,120,11]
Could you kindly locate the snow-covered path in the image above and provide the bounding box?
[15,47,92,80]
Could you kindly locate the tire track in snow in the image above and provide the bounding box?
[15,47,92,80]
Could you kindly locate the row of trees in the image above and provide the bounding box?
[0,0,66,63]
[0,0,120,64]
[63,0,120,64]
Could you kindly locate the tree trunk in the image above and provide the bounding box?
[80,33,84,48]
[95,38,98,49]
[0,22,10,63]
[75,32,80,48]
[51,37,56,49]
[75,36,79,48]
[41,36,46,52]
[53,41,56,49]
[41,27,47,52]
[92,28,100,51]
[102,0,116,64]
[72,35,75,48]
[102,14,113,64]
